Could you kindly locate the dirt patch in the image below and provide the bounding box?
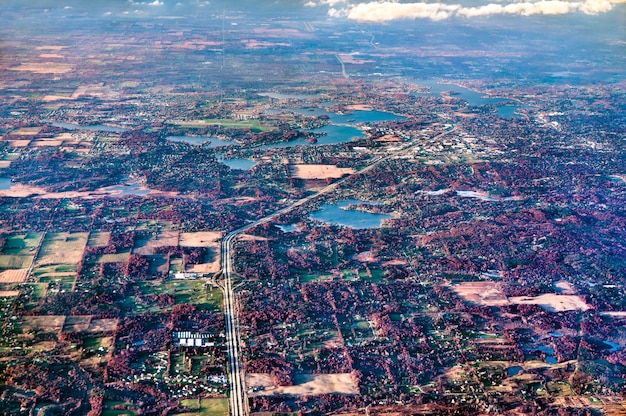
[452,282,510,307]
[0,291,20,297]
[0,268,29,283]
[246,373,358,397]
[0,161,11,168]
[7,140,31,147]
[9,63,74,74]
[32,140,64,147]
[508,294,590,312]
[180,232,223,273]
[353,251,378,263]
[344,104,374,111]
[554,280,577,295]
[179,231,223,247]
[289,164,355,180]
[11,127,41,136]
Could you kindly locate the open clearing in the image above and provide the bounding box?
[36,232,88,266]
[452,282,510,306]
[20,315,66,333]
[289,164,355,180]
[179,231,223,247]
[178,398,228,416]
[133,230,179,255]
[509,294,590,312]
[87,231,111,247]
[180,232,223,273]
[0,291,20,297]
[9,63,74,74]
[62,316,118,333]
[0,269,29,283]
[246,373,358,396]
[0,255,34,270]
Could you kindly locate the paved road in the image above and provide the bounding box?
[222,127,455,415]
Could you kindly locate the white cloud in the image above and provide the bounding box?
[345,2,459,21]
[330,0,621,22]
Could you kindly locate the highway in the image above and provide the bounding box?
[221,127,455,415]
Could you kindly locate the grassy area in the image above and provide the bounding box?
[0,255,33,269]
[36,232,88,266]
[1,233,42,255]
[94,252,131,264]
[299,272,333,283]
[174,119,273,133]
[27,283,48,300]
[139,280,223,312]
[178,398,229,416]
[102,401,138,416]
[87,231,111,247]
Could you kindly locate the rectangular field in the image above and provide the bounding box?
[0,268,29,283]
[87,231,111,247]
[289,164,355,180]
[0,255,34,270]
[246,373,358,396]
[35,232,88,266]
[133,230,179,255]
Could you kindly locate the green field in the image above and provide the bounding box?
[138,280,223,312]
[0,255,33,269]
[94,252,131,264]
[1,233,42,255]
[178,398,229,416]
[102,401,138,416]
[174,118,274,133]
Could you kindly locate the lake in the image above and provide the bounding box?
[413,79,525,119]
[0,178,12,190]
[103,183,150,196]
[310,199,393,229]
[166,136,236,148]
[49,121,127,132]
[276,224,300,233]
[261,108,403,149]
[217,155,257,170]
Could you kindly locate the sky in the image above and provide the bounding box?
[4,0,626,21]
[305,0,626,21]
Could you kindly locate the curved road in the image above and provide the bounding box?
[222,127,455,415]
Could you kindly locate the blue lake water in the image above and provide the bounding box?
[507,366,523,376]
[166,136,236,148]
[413,79,524,119]
[537,345,557,364]
[310,199,393,229]
[261,108,402,149]
[217,155,257,170]
[603,340,619,352]
[0,178,12,190]
[50,121,126,132]
[105,183,150,196]
[276,224,300,233]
